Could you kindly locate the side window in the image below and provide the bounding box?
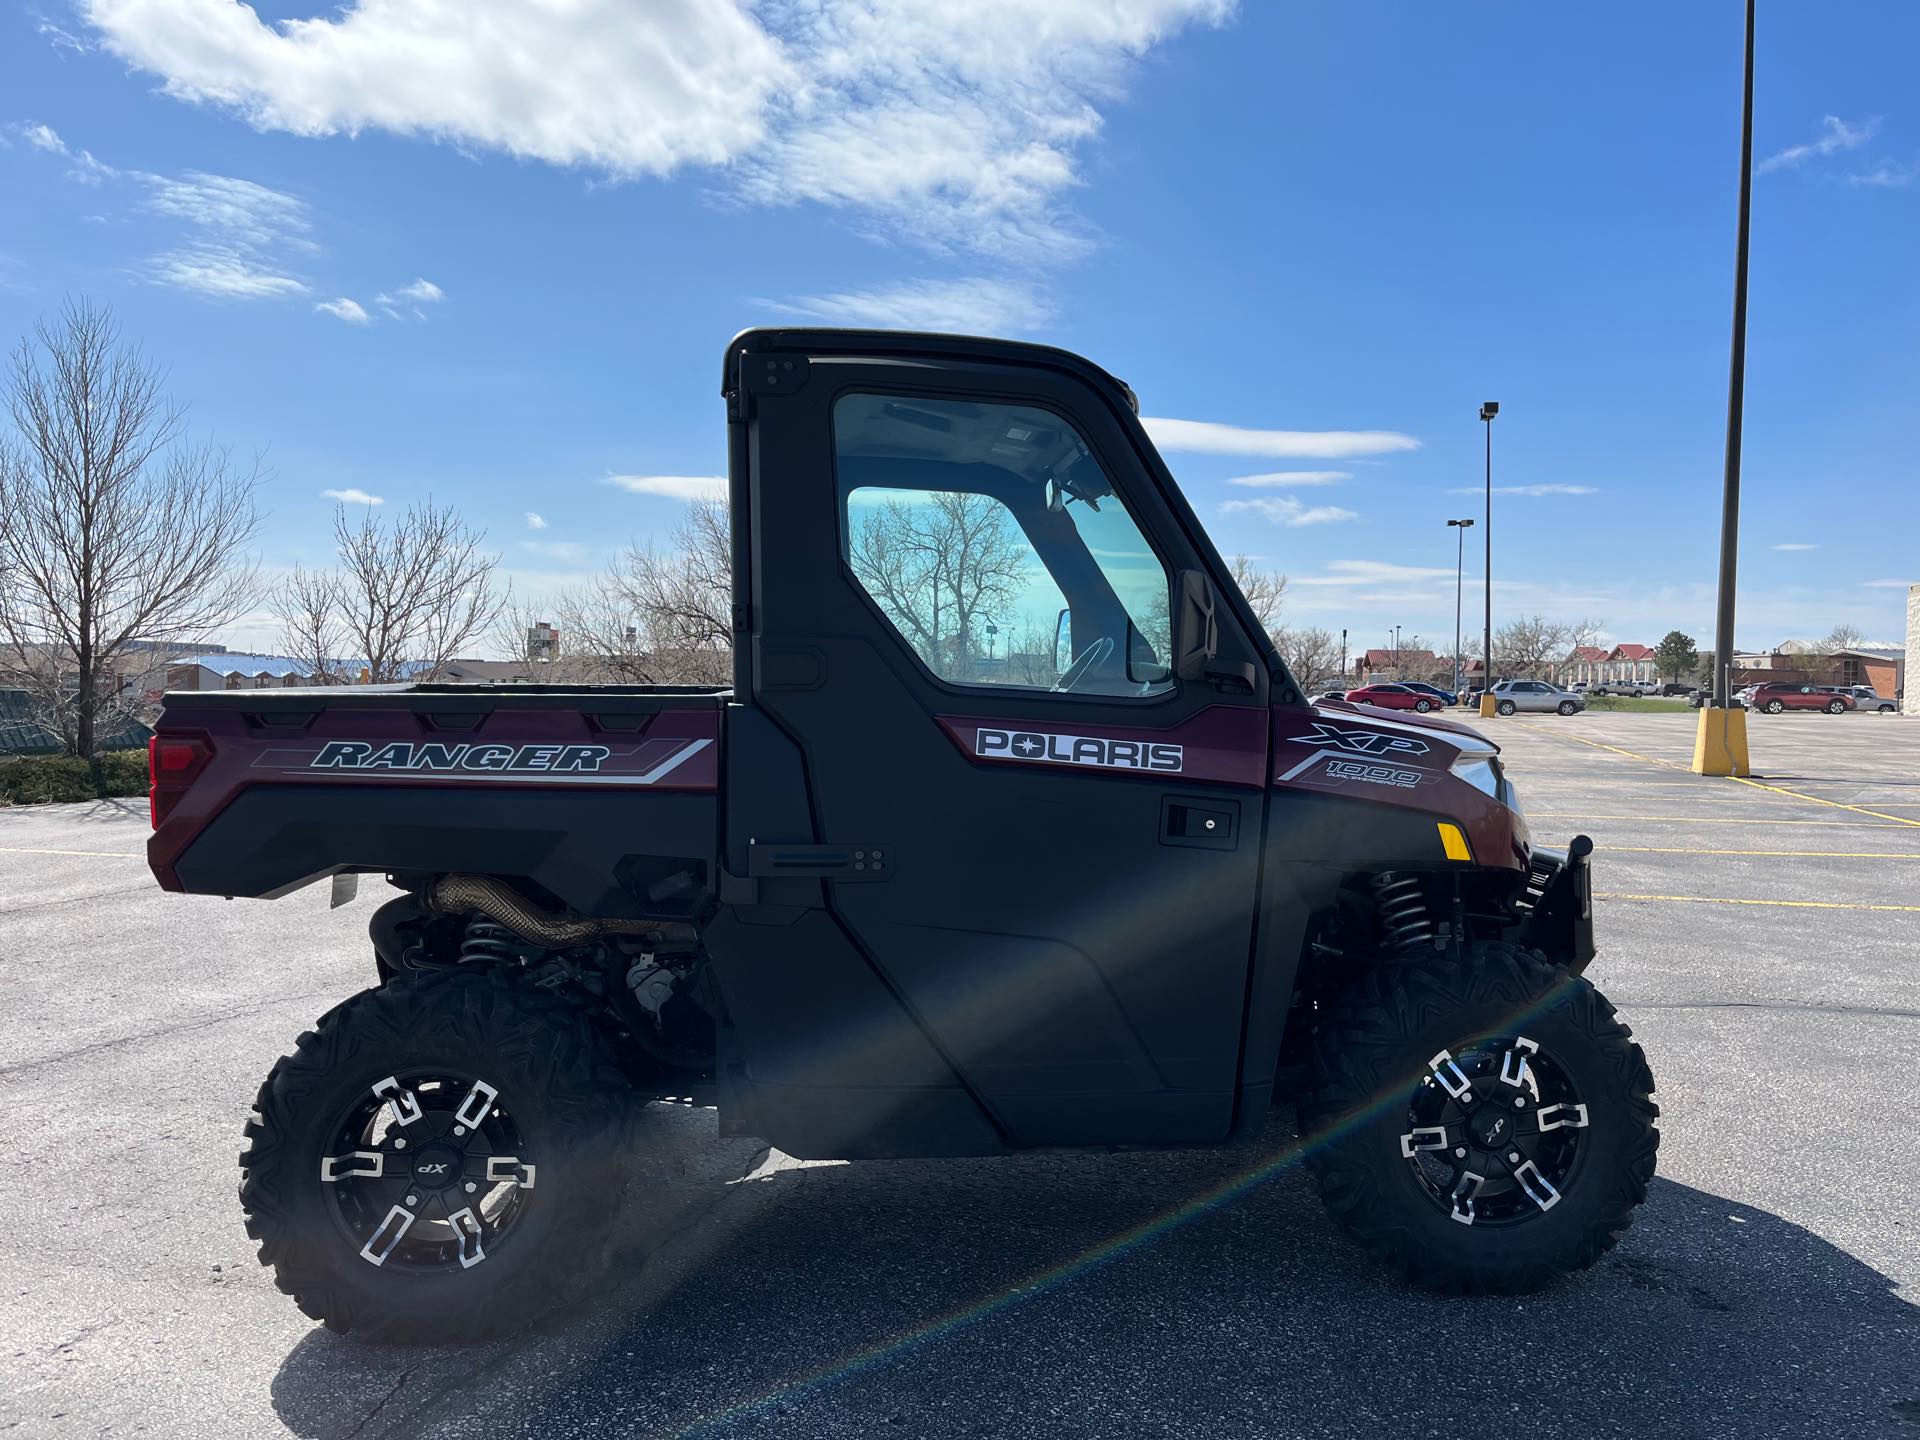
[833,392,1174,698]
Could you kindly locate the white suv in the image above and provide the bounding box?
[1491,681,1586,716]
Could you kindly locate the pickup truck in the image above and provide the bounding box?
[146,328,1655,1342]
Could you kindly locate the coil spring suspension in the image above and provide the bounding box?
[1373,873,1433,951]
[459,917,519,964]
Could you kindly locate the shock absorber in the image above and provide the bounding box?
[459,916,518,964]
[1373,872,1434,951]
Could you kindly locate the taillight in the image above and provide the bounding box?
[149,733,212,829]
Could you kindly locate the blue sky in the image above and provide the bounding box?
[3,0,1914,658]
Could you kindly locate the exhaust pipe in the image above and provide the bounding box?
[427,874,684,950]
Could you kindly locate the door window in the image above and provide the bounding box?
[834,392,1174,698]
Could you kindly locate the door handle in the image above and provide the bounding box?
[1161,798,1238,850]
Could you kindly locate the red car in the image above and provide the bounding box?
[1344,682,1442,713]
[1750,683,1854,715]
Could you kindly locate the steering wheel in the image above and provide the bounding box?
[1052,635,1116,694]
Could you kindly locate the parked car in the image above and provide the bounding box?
[1491,680,1586,716]
[1345,682,1444,713]
[1400,681,1459,707]
[1656,683,1696,697]
[1750,683,1854,714]
[1590,678,1653,698]
[1838,685,1897,713]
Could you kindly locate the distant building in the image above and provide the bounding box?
[164,653,323,691]
[1354,647,1443,684]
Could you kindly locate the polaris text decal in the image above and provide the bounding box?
[310,741,611,774]
[1287,721,1431,761]
[975,728,1183,773]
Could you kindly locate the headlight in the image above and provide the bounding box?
[1450,754,1501,799]
[1452,753,1520,812]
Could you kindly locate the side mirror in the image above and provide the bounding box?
[1054,607,1073,674]
[1173,570,1217,681]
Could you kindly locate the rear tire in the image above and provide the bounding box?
[1497,700,1517,716]
[239,968,637,1342]
[1302,944,1658,1293]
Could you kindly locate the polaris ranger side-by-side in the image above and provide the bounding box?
[147,330,1656,1341]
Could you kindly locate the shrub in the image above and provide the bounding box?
[0,747,150,806]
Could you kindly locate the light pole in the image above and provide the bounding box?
[1478,401,1499,715]
[1696,0,1755,775]
[1392,625,1402,677]
[1448,518,1474,696]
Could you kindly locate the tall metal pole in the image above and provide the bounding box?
[1713,0,1756,708]
[1482,410,1496,691]
[1454,523,1466,693]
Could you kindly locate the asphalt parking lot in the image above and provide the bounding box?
[3,711,1917,1439]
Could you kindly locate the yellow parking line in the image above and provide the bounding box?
[1594,892,1920,914]
[1530,813,1914,828]
[1600,846,1920,859]
[1514,723,1920,829]
[0,846,142,858]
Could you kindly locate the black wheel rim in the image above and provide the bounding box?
[319,1069,538,1274]
[1398,1036,1590,1228]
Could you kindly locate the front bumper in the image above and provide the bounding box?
[1511,835,1597,974]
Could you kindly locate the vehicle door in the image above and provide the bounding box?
[734,340,1273,1146]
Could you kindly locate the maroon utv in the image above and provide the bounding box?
[147,329,1656,1342]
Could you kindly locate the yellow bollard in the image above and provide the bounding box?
[1478,693,1498,718]
[1691,706,1751,776]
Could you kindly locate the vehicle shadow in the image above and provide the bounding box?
[270,1112,1920,1440]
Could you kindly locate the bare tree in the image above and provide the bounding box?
[848,492,1025,682]
[272,565,347,683]
[330,499,506,683]
[1275,625,1343,693]
[609,499,732,683]
[0,299,260,754]
[1228,554,1286,636]
[1491,614,1578,680]
[1818,623,1866,653]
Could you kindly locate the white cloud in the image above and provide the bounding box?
[1757,115,1878,174]
[1220,497,1358,527]
[321,487,383,505]
[608,474,728,502]
[143,170,313,249]
[525,512,549,530]
[21,122,68,154]
[1288,560,1455,587]
[1860,578,1911,588]
[1845,162,1916,189]
[767,276,1055,334]
[151,247,307,298]
[77,0,1231,259]
[1145,416,1420,459]
[1770,542,1818,552]
[1227,470,1351,488]
[1446,483,1597,497]
[524,539,589,563]
[18,125,317,300]
[376,276,446,319]
[315,296,369,324]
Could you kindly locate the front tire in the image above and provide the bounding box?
[1497,700,1517,716]
[1557,701,1578,716]
[1765,700,1785,714]
[1825,699,1845,714]
[1415,699,1433,713]
[1302,944,1658,1293]
[239,969,636,1342]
